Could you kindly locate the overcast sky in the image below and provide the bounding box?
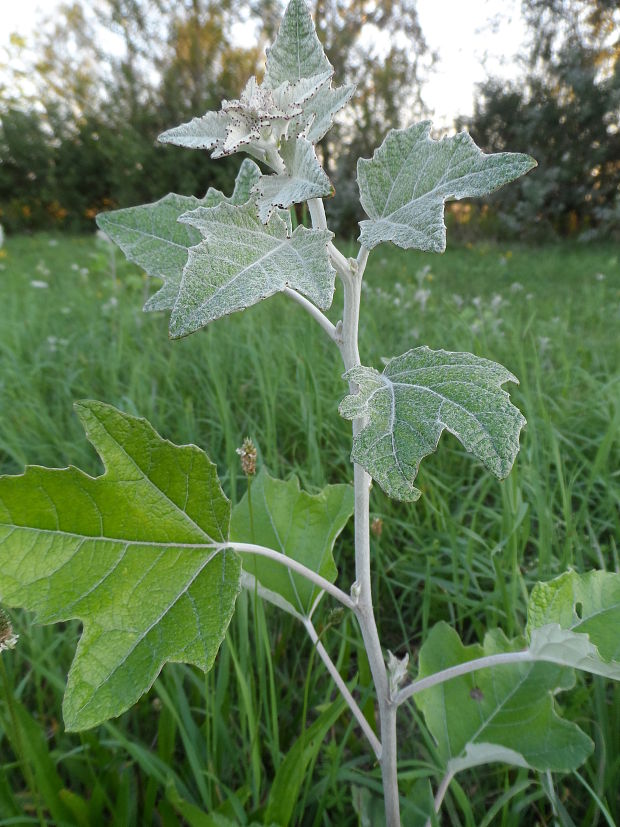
[1,0,527,126]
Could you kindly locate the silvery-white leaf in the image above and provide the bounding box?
[96,194,205,312]
[264,0,353,144]
[264,0,332,89]
[339,346,525,501]
[203,158,262,207]
[95,162,262,313]
[357,121,537,251]
[171,201,335,337]
[158,110,228,151]
[254,136,333,222]
[303,82,355,143]
[271,71,333,114]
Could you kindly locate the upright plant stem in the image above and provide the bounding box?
[341,251,401,827]
[306,196,401,824]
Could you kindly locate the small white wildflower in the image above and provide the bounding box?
[0,224,4,248]
[490,294,504,311]
[70,263,80,271]
[415,264,431,287]
[60,306,72,315]
[452,293,464,309]
[595,272,606,281]
[510,282,524,293]
[526,293,534,301]
[538,336,551,354]
[30,280,49,289]
[472,296,483,310]
[79,267,89,277]
[36,260,51,277]
[414,287,431,312]
[48,238,59,247]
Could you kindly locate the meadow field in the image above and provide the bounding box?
[0,233,618,826]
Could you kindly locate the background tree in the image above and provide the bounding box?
[461,0,620,238]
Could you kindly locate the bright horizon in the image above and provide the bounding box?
[0,0,527,127]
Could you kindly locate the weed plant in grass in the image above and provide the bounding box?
[0,232,618,825]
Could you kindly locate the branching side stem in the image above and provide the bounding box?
[222,542,355,611]
[395,650,535,706]
[303,617,382,760]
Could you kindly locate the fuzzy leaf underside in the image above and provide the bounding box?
[254,136,333,223]
[96,194,204,312]
[171,201,335,337]
[95,160,261,312]
[202,158,262,209]
[357,122,536,251]
[339,347,525,502]
[415,623,593,774]
[0,402,240,730]
[230,469,353,617]
[263,0,353,143]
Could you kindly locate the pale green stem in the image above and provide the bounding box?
[304,195,401,825]
[394,650,535,706]
[283,287,341,343]
[303,617,382,760]
[222,542,355,611]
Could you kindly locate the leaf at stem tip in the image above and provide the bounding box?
[415,623,593,774]
[0,401,240,730]
[263,0,354,143]
[95,159,261,313]
[171,201,335,337]
[230,469,353,618]
[254,136,333,223]
[357,121,536,251]
[339,346,525,502]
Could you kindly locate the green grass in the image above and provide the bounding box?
[0,232,618,826]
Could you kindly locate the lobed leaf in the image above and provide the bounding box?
[230,469,353,618]
[339,347,525,502]
[263,0,354,143]
[95,160,261,312]
[254,136,333,223]
[357,121,536,251]
[526,570,620,677]
[263,0,332,89]
[171,201,335,337]
[415,623,593,774]
[0,401,240,730]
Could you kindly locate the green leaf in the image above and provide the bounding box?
[528,571,620,660]
[0,401,240,730]
[171,201,335,338]
[526,570,620,678]
[263,0,354,143]
[264,694,348,826]
[415,623,593,774]
[254,136,333,223]
[357,121,536,251]
[230,469,353,618]
[339,347,525,502]
[95,160,260,312]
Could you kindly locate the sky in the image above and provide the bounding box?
[0,0,528,126]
